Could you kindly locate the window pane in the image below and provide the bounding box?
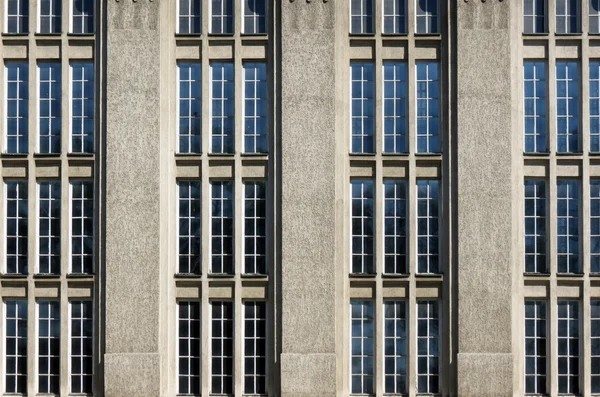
[244,181,267,274]
[71,62,95,153]
[5,300,27,394]
[71,181,94,274]
[350,62,375,154]
[417,180,440,274]
[211,181,234,274]
[350,301,374,394]
[557,301,580,394]
[5,180,28,275]
[243,63,268,153]
[211,301,233,394]
[557,180,579,273]
[416,300,440,394]
[178,63,202,153]
[524,180,547,273]
[416,62,440,153]
[351,180,374,274]
[38,181,61,274]
[178,181,201,274]
[556,61,579,153]
[6,63,29,154]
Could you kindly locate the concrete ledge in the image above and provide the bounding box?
[104,353,161,397]
[280,353,336,396]
[457,353,513,397]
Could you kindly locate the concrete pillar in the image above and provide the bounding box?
[455,2,518,395]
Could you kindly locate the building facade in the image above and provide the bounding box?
[0,0,599,396]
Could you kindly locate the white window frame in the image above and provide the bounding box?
[37,0,61,34]
[349,0,374,34]
[555,0,580,34]
[209,62,235,154]
[556,300,580,395]
[4,0,28,34]
[243,180,267,275]
[383,180,407,275]
[242,300,267,396]
[415,61,440,154]
[37,62,62,154]
[416,179,441,274]
[556,179,580,274]
[349,300,375,395]
[5,62,29,155]
[37,180,61,275]
[176,180,202,275]
[36,300,60,395]
[69,61,94,154]
[383,300,408,395]
[176,300,201,395]
[69,0,94,34]
[209,300,234,395]
[242,62,268,154]
[523,0,547,34]
[4,180,28,275]
[415,0,439,34]
[242,0,267,34]
[177,62,202,154]
[382,0,407,34]
[524,179,547,274]
[382,61,408,154]
[416,300,441,395]
[177,0,202,34]
[555,61,580,153]
[69,180,94,275]
[209,181,234,274]
[68,299,94,395]
[209,0,234,34]
[524,300,548,395]
[3,300,28,395]
[350,180,375,275]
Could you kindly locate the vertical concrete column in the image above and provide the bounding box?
[455,2,518,395]
[279,3,339,397]
[103,2,165,396]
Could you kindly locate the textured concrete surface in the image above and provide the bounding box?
[280,353,337,397]
[104,353,162,397]
[457,353,513,397]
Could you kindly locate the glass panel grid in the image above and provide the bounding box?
[211,301,234,395]
[244,301,266,395]
[524,0,546,33]
[591,300,600,394]
[243,0,267,34]
[417,180,440,274]
[524,300,547,395]
[243,63,268,154]
[211,62,235,154]
[416,300,440,394]
[38,181,61,275]
[38,301,60,394]
[591,61,600,152]
[524,180,547,274]
[71,0,94,33]
[383,300,407,395]
[350,300,374,395]
[39,0,61,33]
[178,0,201,34]
[210,0,234,34]
[415,0,439,34]
[178,301,201,396]
[6,63,29,154]
[351,62,375,154]
[71,181,94,274]
[556,61,579,153]
[70,301,93,394]
[5,180,28,275]
[6,0,28,33]
[557,180,579,274]
[178,181,201,275]
[592,0,600,33]
[211,181,234,274]
[350,0,374,34]
[556,0,580,34]
[383,0,407,34]
[4,300,27,394]
[592,180,600,273]
[383,180,407,274]
[383,62,408,153]
[557,300,579,395]
[39,63,62,154]
[178,63,202,154]
[351,180,374,274]
[244,181,267,275]
[416,62,440,153]
[524,61,547,153]
[71,62,94,153]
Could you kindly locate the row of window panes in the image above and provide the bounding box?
[5,0,94,34]
[351,179,440,275]
[350,0,440,35]
[524,0,600,34]
[350,61,441,154]
[3,300,93,395]
[350,300,441,395]
[177,180,266,275]
[4,62,95,154]
[524,178,600,274]
[177,300,266,396]
[177,62,267,154]
[524,299,600,395]
[4,179,94,275]
[177,0,267,35]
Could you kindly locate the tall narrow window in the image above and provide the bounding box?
[4,300,27,394]
[591,300,600,394]
[210,62,234,154]
[243,62,267,153]
[6,0,28,33]
[351,62,374,154]
[557,300,579,395]
[244,301,266,395]
[524,180,547,273]
[39,0,61,33]
[592,180,600,273]
[416,62,440,153]
[416,300,440,394]
[415,0,439,34]
[557,180,579,274]
[243,0,267,34]
[70,301,93,394]
[211,301,234,395]
[71,62,94,153]
[525,300,547,395]
[556,61,579,153]
[6,63,29,154]
[383,61,408,153]
[211,181,234,274]
[39,63,62,154]
[178,301,201,395]
[351,180,374,274]
[350,300,374,395]
[38,181,61,275]
[71,181,94,274]
[524,61,547,153]
[384,300,407,395]
[592,0,600,33]
[71,0,94,34]
[556,0,579,34]
[38,301,60,394]
[384,180,407,274]
[178,63,202,154]
[178,181,201,275]
[417,180,440,274]
[350,0,374,34]
[591,61,600,152]
[178,0,201,34]
[244,181,267,275]
[383,0,407,34]
[210,0,234,34]
[5,180,28,275]
[524,0,546,33]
